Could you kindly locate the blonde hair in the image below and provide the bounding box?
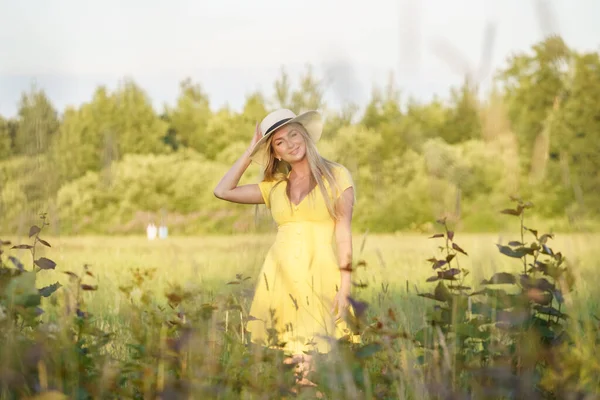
[261,123,347,220]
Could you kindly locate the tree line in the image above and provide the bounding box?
[0,36,598,235]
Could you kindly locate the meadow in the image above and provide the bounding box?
[2,225,600,399]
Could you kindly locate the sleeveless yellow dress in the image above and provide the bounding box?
[246,164,355,355]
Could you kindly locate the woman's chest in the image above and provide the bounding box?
[269,183,332,222]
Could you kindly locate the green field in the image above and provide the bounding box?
[1,230,599,399]
[23,232,600,315]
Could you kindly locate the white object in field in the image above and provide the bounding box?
[158,225,168,239]
[146,223,157,240]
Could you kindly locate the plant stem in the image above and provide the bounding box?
[520,209,527,276]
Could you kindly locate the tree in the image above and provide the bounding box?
[439,79,482,144]
[51,82,169,185]
[546,51,600,218]
[167,78,212,154]
[111,78,170,155]
[15,85,59,156]
[0,116,12,160]
[272,65,325,112]
[497,36,570,172]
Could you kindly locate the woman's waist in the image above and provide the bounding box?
[275,222,334,240]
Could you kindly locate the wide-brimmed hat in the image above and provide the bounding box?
[249,109,323,166]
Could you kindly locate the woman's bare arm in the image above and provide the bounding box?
[332,187,355,318]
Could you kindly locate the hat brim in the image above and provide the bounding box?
[249,110,323,166]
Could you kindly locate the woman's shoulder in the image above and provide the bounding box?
[327,162,354,193]
[330,162,352,180]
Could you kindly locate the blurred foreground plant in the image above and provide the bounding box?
[408,197,599,399]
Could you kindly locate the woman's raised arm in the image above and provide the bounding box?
[213,124,265,205]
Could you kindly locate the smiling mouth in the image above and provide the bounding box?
[290,148,299,155]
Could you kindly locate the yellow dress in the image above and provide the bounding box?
[246,164,355,355]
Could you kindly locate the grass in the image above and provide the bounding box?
[2,231,600,399]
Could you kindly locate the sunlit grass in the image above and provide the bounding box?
[3,231,599,398]
[8,231,597,326]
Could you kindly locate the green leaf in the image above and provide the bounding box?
[11,244,33,250]
[429,233,444,239]
[539,233,554,245]
[418,293,445,302]
[524,227,538,238]
[39,282,62,297]
[500,207,522,216]
[438,268,460,280]
[496,244,534,258]
[455,320,489,340]
[354,343,382,359]
[29,225,41,238]
[434,281,452,302]
[35,257,57,270]
[452,243,468,256]
[38,238,52,248]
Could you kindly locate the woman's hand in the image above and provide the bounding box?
[246,122,263,155]
[332,285,351,321]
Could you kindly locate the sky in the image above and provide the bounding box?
[0,0,599,118]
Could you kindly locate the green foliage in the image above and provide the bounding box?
[15,85,60,156]
[0,208,599,398]
[405,197,598,399]
[1,36,600,235]
[55,150,254,234]
[0,116,13,160]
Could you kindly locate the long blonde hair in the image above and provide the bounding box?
[261,123,346,219]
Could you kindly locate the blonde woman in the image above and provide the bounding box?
[214,108,355,386]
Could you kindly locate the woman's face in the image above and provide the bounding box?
[271,125,307,164]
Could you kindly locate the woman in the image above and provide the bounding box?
[213,108,355,385]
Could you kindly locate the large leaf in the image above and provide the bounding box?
[500,208,522,216]
[39,282,62,297]
[496,244,534,258]
[438,268,460,280]
[434,281,452,303]
[35,257,57,270]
